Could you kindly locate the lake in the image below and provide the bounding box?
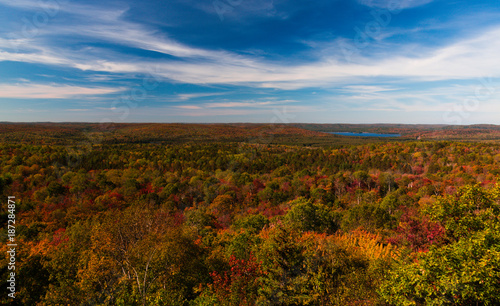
[328,132,401,137]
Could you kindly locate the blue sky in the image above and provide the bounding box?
[1,0,500,124]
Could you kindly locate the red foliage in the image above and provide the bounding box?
[139,182,155,195]
[216,215,232,229]
[281,181,291,192]
[51,228,68,246]
[388,210,445,252]
[109,192,124,201]
[172,211,185,226]
[210,253,263,305]
[252,179,265,193]
[422,178,433,185]
[412,166,424,175]
[256,202,286,218]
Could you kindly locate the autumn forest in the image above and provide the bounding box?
[2,123,500,305]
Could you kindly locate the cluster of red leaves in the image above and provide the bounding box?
[210,253,263,305]
[51,228,69,246]
[388,210,445,252]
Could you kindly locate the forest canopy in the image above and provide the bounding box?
[1,123,500,305]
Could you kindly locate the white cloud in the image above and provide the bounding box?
[176,93,226,101]
[1,0,500,93]
[0,83,123,99]
[168,104,309,117]
[357,0,434,10]
[176,105,203,110]
[340,85,401,94]
[204,101,273,108]
[3,23,500,91]
[95,107,118,110]
[65,109,89,112]
[326,80,500,117]
[0,50,70,66]
[176,99,297,110]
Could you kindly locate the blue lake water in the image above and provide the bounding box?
[328,132,401,137]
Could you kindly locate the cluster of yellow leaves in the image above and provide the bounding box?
[331,229,397,261]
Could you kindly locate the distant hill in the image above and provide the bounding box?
[2,122,500,146]
[0,123,339,146]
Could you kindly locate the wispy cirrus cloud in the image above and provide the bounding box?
[14,26,500,89]
[340,85,402,94]
[170,104,310,117]
[204,101,273,108]
[3,23,500,92]
[0,83,124,99]
[176,105,203,110]
[65,109,90,112]
[2,1,500,91]
[176,92,226,101]
[357,0,434,9]
[176,99,297,110]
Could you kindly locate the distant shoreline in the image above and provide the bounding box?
[327,132,402,138]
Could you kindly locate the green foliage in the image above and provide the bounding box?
[380,184,500,305]
[426,184,500,241]
[232,214,269,233]
[47,181,65,196]
[379,172,398,197]
[342,202,396,232]
[285,197,339,233]
[380,226,500,305]
[380,192,399,213]
[257,225,314,305]
[185,206,217,239]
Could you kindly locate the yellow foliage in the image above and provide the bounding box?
[330,229,397,261]
[418,196,435,209]
[26,238,53,257]
[210,194,235,214]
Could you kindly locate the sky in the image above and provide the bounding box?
[1,0,500,124]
